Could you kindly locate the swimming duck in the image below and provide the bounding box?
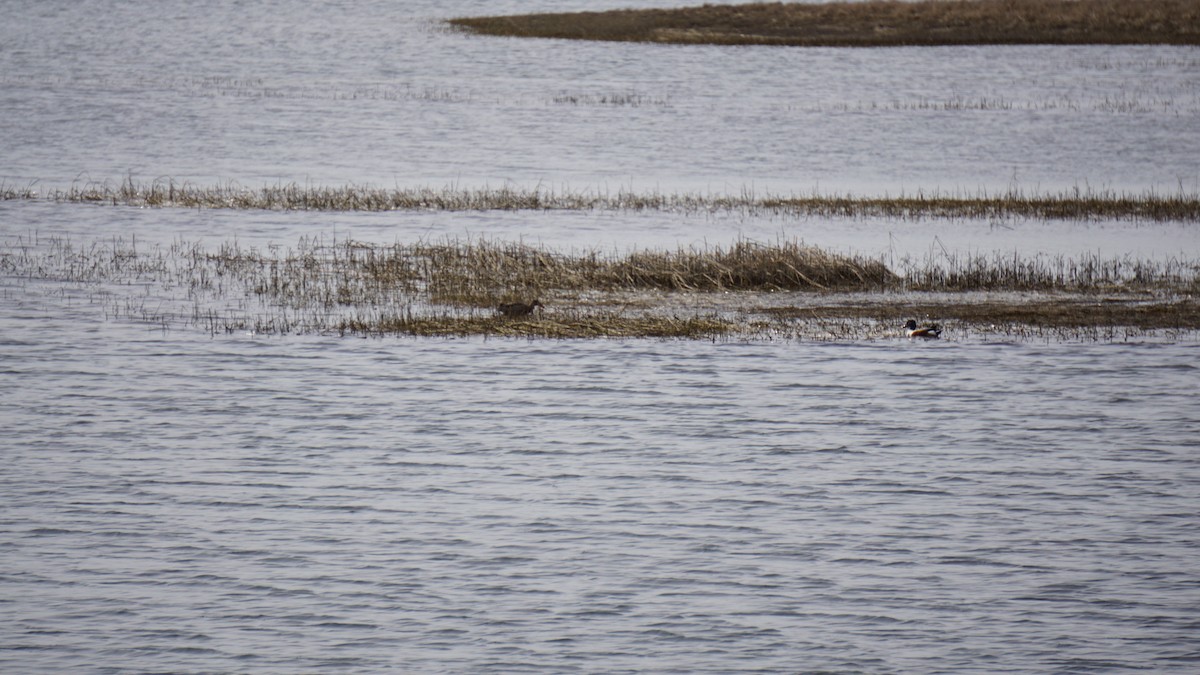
[904,319,942,339]
[497,299,544,318]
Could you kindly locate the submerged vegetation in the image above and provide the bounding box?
[5,178,1200,222]
[3,235,1197,341]
[448,0,1200,47]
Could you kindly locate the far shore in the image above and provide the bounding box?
[447,0,1200,47]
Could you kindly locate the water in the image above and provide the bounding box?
[3,0,1199,193]
[4,330,1200,671]
[3,0,1200,672]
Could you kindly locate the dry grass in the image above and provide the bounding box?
[448,0,1200,47]
[895,249,1200,292]
[417,239,894,308]
[4,235,1197,340]
[9,178,1200,222]
[337,312,736,339]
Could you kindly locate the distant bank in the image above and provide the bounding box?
[447,0,1200,47]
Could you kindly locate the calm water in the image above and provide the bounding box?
[3,0,1200,672]
[3,0,1199,193]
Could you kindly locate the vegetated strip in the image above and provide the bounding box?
[7,179,1199,222]
[335,313,737,339]
[6,236,1199,340]
[447,0,1200,47]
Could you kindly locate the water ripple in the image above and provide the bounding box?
[5,326,1199,672]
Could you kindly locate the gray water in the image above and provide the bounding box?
[3,0,1200,672]
[3,0,1199,193]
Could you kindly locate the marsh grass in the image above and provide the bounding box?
[448,0,1200,47]
[14,178,1200,222]
[418,239,894,308]
[338,312,736,339]
[4,235,1197,340]
[897,249,1200,293]
[0,182,39,201]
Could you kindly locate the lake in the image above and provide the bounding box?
[2,0,1199,672]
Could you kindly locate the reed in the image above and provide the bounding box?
[0,182,39,200]
[897,249,1200,292]
[5,235,1198,340]
[415,239,894,305]
[448,0,1200,47]
[20,178,1200,222]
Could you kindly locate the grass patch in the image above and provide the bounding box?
[417,239,894,307]
[4,235,1198,340]
[895,249,1200,292]
[9,178,1200,222]
[336,312,736,339]
[448,0,1200,47]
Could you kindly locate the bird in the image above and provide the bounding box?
[904,319,943,339]
[497,299,544,318]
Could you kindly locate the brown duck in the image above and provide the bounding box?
[497,299,544,318]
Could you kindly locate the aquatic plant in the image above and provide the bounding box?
[447,0,1200,47]
[4,235,1197,340]
[0,182,39,200]
[897,249,1200,292]
[19,177,1200,222]
[412,238,894,307]
[337,311,735,339]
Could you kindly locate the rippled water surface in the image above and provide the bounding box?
[5,274,1200,673]
[3,0,1199,193]
[4,325,1200,672]
[3,0,1200,672]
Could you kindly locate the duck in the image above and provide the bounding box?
[904,319,942,339]
[497,299,544,318]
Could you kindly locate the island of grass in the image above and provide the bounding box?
[7,236,1199,341]
[447,0,1200,47]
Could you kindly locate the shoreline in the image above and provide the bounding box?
[447,0,1200,48]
